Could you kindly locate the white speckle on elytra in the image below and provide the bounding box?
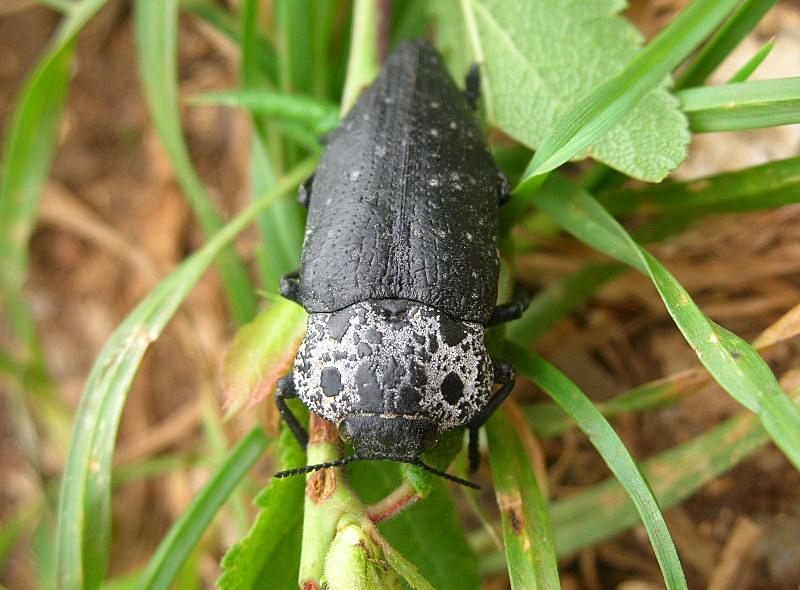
[375,145,386,158]
[430,128,439,137]
[429,178,440,187]
[430,101,440,108]
[349,170,361,181]
[449,121,458,130]
[466,233,473,241]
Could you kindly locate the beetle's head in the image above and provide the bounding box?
[338,414,439,461]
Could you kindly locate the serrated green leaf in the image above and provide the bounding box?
[458,0,688,181]
[218,426,305,590]
[222,299,307,417]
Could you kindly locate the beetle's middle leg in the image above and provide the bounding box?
[487,290,530,327]
[276,373,309,449]
[468,358,515,473]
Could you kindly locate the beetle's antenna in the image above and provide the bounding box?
[412,459,481,490]
[273,455,364,479]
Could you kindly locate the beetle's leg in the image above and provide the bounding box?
[497,171,511,207]
[465,63,481,110]
[280,270,302,303]
[297,173,314,209]
[467,359,515,472]
[487,291,530,327]
[276,374,309,449]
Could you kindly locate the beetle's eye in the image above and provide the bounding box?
[424,429,440,451]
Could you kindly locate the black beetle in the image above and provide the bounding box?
[274,39,526,486]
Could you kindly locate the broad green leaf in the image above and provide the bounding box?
[54,161,314,590]
[218,426,306,590]
[516,0,743,186]
[678,77,800,132]
[552,384,800,556]
[676,0,776,89]
[534,174,800,471]
[458,0,688,182]
[486,410,559,590]
[509,346,687,590]
[222,296,307,418]
[141,428,269,590]
[188,90,339,136]
[134,0,256,325]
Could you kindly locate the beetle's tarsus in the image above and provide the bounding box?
[465,64,481,110]
[297,173,314,209]
[467,359,516,473]
[276,374,309,449]
[280,270,302,303]
[497,171,511,207]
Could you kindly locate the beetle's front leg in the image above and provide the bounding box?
[464,64,481,110]
[468,359,516,472]
[280,270,302,304]
[297,173,314,208]
[276,373,309,449]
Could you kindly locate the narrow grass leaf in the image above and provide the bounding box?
[182,0,278,84]
[678,77,800,132]
[375,538,436,590]
[519,0,741,188]
[603,156,800,216]
[341,0,381,115]
[486,409,560,590]
[222,298,307,418]
[134,0,256,325]
[676,0,776,89]
[534,174,800,470]
[218,426,305,590]
[141,427,269,590]
[0,0,106,382]
[509,345,687,590]
[188,90,339,135]
[728,38,775,82]
[54,161,313,590]
[552,383,800,555]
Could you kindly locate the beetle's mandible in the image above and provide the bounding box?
[274,39,527,485]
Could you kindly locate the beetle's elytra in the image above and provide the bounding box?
[275,39,526,484]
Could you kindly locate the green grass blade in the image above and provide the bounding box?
[134,0,256,325]
[678,77,800,132]
[603,156,800,216]
[486,409,560,590]
[518,0,740,189]
[508,345,687,590]
[676,0,776,89]
[534,174,800,471]
[0,0,106,374]
[182,0,278,84]
[341,0,381,115]
[140,427,269,590]
[188,90,339,135]
[54,161,313,590]
[728,37,775,82]
[551,384,800,556]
